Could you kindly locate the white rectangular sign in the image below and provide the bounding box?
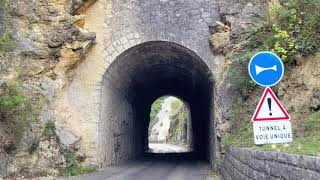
[253,121,293,144]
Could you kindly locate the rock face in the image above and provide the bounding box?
[148,97,191,147]
[209,21,231,54]
[276,53,320,134]
[7,138,66,177]
[149,97,176,143]
[0,0,96,177]
[54,124,80,148]
[310,89,320,110]
[167,105,191,147]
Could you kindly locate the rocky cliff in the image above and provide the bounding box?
[149,97,191,147]
[0,0,97,177]
[167,100,191,147]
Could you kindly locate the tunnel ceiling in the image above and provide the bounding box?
[101,41,214,164]
[104,41,213,103]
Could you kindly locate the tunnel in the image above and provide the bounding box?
[99,41,215,166]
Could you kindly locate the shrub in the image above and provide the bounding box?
[59,150,95,176]
[0,0,15,55]
[0,30,15,54]
[0,80,45,145]
[43,120,59,140]
[225,50,258,99]
[247,0,320,64]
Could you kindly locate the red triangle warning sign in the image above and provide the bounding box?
[252,87,290,121]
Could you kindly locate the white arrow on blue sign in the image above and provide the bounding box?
[248,52,284,87]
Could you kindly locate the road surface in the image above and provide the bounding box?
[64,159,218,180]
[52,144,220,180]
[147,143,191,153]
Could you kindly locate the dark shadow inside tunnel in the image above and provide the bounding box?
[99,41,215,166]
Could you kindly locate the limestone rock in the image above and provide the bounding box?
[218,0,268,42]
[54,124,80,148]
[75,0,98,15]
[310,89,320,110]
[210,30,230,54]
[7,138,65,177]
[0,152,9,177]
[216,122,231,138]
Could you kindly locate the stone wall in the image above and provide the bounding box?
[220,147,320,180]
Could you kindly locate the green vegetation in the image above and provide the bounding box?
[171,110,187,143]
[260,137,320,156]
[226,0,320,98]
[43,120,59,140]
[0,80,45,144]
[225,51,258,99]
[0,30,15,54]
[222,100,255,147]
[222,102,320,156]
[223,0,320,156]
[59,150,95,176]
[171,99,182,110]
[29,140,40,154]
[168,99,188,146]
[0,0,15,55]
[149,96,166,131]
[247,0,320,64]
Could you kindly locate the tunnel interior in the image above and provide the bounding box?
[99,41,214,166]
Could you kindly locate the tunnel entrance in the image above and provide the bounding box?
[148,96,193,153]
[99,41,214,166]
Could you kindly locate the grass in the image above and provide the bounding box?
[59,151,96,176]
[260,137,320,156]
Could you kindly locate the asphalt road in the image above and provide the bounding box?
[147,143,191,153]
[66,159,217,180]
[54,144,220,180]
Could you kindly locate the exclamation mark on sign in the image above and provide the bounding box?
[267,98,272,116]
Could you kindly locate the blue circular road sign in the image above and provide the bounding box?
[248,52,284,87]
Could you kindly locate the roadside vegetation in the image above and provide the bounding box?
[0,0,15,56]
[0,80,45,148]
[168,99,188,146]
[222,100,320,156]
[58,150,96,176]
[43,120,96,177]
[223,0,320,156]
[226,0,320,98]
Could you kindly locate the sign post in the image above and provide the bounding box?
[248,52,292,144]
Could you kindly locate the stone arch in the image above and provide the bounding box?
[97,41,215,167]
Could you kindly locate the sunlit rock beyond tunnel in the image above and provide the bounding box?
[99,41,215,166]
[148,96,193,153]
